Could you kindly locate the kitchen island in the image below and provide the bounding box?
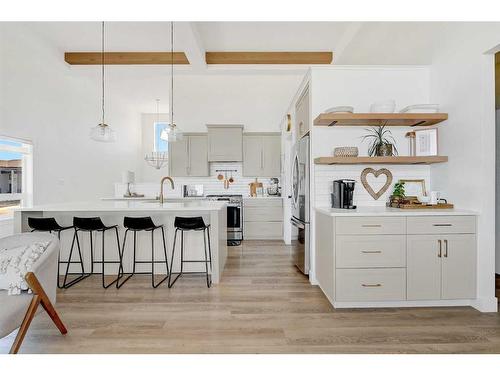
[13,200,228,283]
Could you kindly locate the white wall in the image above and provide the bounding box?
[429,23,500,311]
[0,24,142,205]
[310,67,432,206]
[305,66,431,283]
[0,24,303,205]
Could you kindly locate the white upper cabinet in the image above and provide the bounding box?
[207,125,243,162]
[242,133,281,177]
[169,134,209,177]
[295,86,310,139]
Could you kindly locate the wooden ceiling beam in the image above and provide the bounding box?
[205,51,333,65]
[64,52,190,65]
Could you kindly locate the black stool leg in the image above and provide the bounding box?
[100,229,120,289]
[203,228,210,288]
[151,228,168,288]
[56,231,63,289]
[116,229,133,288]
[206,226,213,283]
[63,229,89,288]
[168,228,181,288]
[161,226,170,276]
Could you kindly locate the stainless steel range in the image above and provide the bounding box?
[205,194,243,246]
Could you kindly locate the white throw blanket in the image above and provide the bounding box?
[0,241,51,295]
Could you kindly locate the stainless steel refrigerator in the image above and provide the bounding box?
[291,134,310,274]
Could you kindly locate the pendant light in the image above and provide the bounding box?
[160,21,183,142]
[90,21,116,142]
[144,99,168,169]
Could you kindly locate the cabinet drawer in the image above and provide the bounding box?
[336,235,406,268]
[407,216,475,234]
[244,222,283,239]
[336,268,406,302]
[244,206,283,222]
[336,217,405,235]
[243,199,283,207]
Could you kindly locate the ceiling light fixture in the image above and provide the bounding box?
[90,21,116,142]
[160,21,183,143]
[144,99,168,169]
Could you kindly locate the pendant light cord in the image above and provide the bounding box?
[101,21,105,126]
[170,21,174,128]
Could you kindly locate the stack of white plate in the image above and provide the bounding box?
[399,104,440,113]
[370,100,396,113]
[324,106,354,114]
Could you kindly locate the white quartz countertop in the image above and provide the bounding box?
[14,200,227,212]
[243,196,283,200]
[315,206,478,217]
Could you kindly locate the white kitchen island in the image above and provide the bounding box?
[14,200,228,283]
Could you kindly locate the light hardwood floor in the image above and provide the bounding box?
[2,240,500,354]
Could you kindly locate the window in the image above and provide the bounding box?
[0,136,33,212]
[154,122,169,152]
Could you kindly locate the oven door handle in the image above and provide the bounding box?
[291,217,305,229]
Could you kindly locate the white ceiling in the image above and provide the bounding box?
[2,22,451,124]
[21,21,446,65]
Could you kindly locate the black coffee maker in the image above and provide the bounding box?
[332,179,357,209]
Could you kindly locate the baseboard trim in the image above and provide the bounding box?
[331,297,498,312]
[470,296,498,312]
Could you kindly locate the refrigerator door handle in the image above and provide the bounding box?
[291,217,305,229]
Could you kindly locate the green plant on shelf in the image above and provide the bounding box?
[361,124,398,157]
[392,181,405,197]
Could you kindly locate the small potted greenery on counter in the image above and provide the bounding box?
[362,124,398,156]
[388,181,407,207]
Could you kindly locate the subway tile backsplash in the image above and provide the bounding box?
[314,164,431,207]
[115,162,280,198]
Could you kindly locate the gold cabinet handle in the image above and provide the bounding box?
[438,239,442,258]
[361,250,382,254]
[444,239,448,258]
[362,283,382,287]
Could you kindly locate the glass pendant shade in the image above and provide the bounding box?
[160,124,183,142]
[90,22,116,143]
[90,123,116,142]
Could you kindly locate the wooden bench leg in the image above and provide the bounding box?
[9,272,68,354]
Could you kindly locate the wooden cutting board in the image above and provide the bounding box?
[393,203,454,209]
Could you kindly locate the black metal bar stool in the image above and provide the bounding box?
[116,216,169,289]
[66,217,122,289]
[168,216,212,288]
[27,217,85,289]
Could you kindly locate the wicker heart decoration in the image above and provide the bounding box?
[361,168,393,200]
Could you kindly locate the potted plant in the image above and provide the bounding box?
[388,181,406,207]
[362,124,398,156]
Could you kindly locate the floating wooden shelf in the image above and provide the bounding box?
[314,156,448,165]
[313,113,448,127]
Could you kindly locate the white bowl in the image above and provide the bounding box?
[370,100,396,113]
[399,104,440,113]
[324,106,354,114]
[417,195,431,204]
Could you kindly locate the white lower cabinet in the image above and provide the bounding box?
[407,234,476,300]
[243,198,283,240]
[315,212,478,309]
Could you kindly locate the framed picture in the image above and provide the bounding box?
[415,128,438,156]
[399,179,427,197]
